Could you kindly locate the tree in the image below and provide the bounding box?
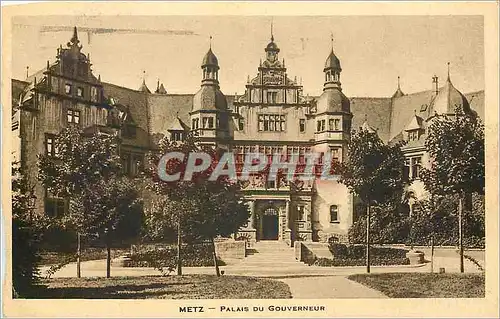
[69,176,142,278]
[420,109,485,273]
[38,125,140,278]
[336,129,405,273]
[12,163,48,297]
[145,135,249,276]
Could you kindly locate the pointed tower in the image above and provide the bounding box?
[138,71,151,93]
[427,63,471,118]
[392,76,405,98]
[190,38,231,148]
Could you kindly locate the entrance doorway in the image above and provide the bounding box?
[262,207,279,240]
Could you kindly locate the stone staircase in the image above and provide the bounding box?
[224,240,311,276]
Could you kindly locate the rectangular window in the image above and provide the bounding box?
[408,130,419,141]
[202,117,214,129]
[299,119,306,133]
[329,119,334,131]
[238,118,245,131]
[91,87,97,102]
[330,205,339,223]
[45,134,58,157]
[65,83,72,94]
[265,179,276,189]
[192,118,200,130]
[258,114,286,132]
[317,120,326,132]
[411,157,422,179]
[334,119,340,130]
[403,158,410,181]
[297,205,305,221]
[45,197,66,218]
[77,87,84,97]
[67,109,80,124]
[267,91,278,104]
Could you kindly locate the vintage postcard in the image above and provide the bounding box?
[2,1,499,318]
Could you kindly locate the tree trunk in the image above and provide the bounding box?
[106,230,111,278]
[409,203,414,250]
[366,203,371,274]
[76,232,81,278]
[430,234,435,273]
[458,196,464,273]
[211,237,221,277]
[177,220,182,276]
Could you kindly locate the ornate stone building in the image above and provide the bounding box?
[12,27,484,245]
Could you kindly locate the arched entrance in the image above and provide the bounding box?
[261,206,279,240]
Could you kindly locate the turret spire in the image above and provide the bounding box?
[271,19,274,42]
[71,26,79,45]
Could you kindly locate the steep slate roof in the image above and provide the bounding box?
[350,97,393,142]
[11,76,485,147]
[389,90,435,141]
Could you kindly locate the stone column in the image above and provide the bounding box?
[284,199,292,245]
[248,200,256,229]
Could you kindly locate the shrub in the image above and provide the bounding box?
[128,243,225,274]
[12,218,41,297]
[317,242,410,267]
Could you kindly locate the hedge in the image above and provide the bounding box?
[310,242,410,267]
[128,243,225,272]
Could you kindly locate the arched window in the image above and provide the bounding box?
[330,205,339,223]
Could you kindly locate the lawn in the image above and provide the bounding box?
[26,275,292,299]
[348,273,485,298]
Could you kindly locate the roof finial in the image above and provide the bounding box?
[447,62,451,81]
[271,18,274,42]
[209,35,212,49]
[26,66,29,79]
[142,70,146,84]
[397,76,401,89]
[364,113,368,122]
[414,109,417,115]
[70,26,79,45]
[330,32,334,51]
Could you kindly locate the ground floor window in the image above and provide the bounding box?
[45,197,66,218]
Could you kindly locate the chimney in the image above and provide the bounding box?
[432,75,439,95]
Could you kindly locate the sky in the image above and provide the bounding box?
[11,15,484,97]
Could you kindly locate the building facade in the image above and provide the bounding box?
[12,27,485,245]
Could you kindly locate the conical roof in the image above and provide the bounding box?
[138,79,151,93]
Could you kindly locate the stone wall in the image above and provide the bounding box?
[214,240,246,260]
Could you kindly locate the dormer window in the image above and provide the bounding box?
[408,130,420,141]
